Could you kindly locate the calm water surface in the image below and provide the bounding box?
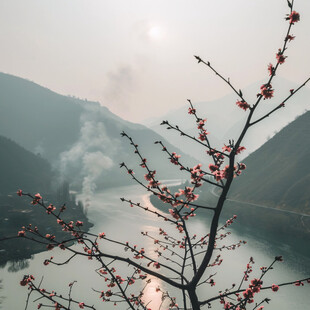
[0,183,309,309]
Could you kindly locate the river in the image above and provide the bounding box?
[0,183,309,309]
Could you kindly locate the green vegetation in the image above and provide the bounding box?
[0,194,92,268]
[0,73,83,162]
[230,111,310,215]
[0,135,52,194]
[150,182,310,257]
[0,72,198,190]
[150,108,310,246]
[0,136,92,267]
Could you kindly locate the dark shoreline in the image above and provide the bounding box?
[149,185,310,260]
[0,193,93,269]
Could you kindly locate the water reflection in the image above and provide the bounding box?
[140,225,164,309]
[0,184,309,310]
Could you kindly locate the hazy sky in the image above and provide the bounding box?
[0,0,309,123]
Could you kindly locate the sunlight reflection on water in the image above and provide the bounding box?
[0,183,309,310]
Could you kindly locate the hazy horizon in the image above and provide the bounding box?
[1,0,309,123]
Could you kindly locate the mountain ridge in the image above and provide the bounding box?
[230,110,310,214]
[144,77,310,162]
[0,72,199,195]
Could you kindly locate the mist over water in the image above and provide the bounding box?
[0,184,309,310]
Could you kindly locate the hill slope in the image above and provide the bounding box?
[0,135,52,194]
[145,78,310,162]
[230,111,310,214]
[0,73,198,195]
[0,136,92,265]
[0,73,83,161]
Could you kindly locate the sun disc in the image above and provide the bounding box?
[148,26,162,39]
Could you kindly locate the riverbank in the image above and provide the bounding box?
[149,182,310,258]
[0,192,93,268]
[1,184,309,310]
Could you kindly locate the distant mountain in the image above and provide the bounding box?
[0,135,52,194]
[229,111,310,214]
[145,77,310,163]
[0,73,198,197]
[0,73,84,161]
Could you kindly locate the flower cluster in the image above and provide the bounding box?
[188,107,196,114]
[271,284,279,292]
[197,118,207,130]
[196,118,209,141]
[20,275,35,287]
[209,163,246,181]
[31,193,42,205]
[189,164,205,186]
[224,215,237,228]
[267,63,274,76]
[169,208,180,220]
[260,84,274,99]
[236,100,250,111]
[287,11,300,24]
[144,170,160,188]
[276,49,287,64]
[18,230,26,237]
[76,220,83,227]
[175,186,199,202]
[235,146,246,155]
[240,278,264,304]
[170,152,181,165]
[46,204,56,214]
[222,145,232,153]
[285,34,295,42]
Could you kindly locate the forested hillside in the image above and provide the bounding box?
[230,111,310,214]
[0,73,198,191]
[0,135,52,194]
[0,136,92,266]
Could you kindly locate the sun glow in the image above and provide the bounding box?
[147,26,162,40]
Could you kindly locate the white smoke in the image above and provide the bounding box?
[59,104,121,208]
[104,65,134,107]
[81,151,113,209]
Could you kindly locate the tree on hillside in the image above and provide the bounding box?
[2,1,310,309]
